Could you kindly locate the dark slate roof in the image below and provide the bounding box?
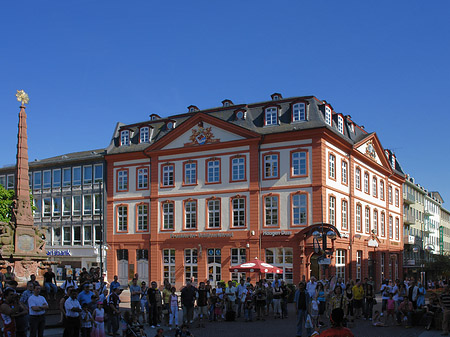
[107,95,369,155]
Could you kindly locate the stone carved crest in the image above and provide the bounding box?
[365,140,376,160]
[187,124,219,146]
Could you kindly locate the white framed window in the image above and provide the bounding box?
[364,172,369,193]
[73,195,81,216]
[94,225,102,244]
[265,107,278,126]
[265,195,278,226]
[329,154,335,179]
[83,225,92,245]
[264,154,278,178]
[73,226,81,246]
[43,198,51,217]
[52,169,61,188]
[185,200,197,229]
[325,106,332,126]
[52,197,61,216]
[356,204,362,232]
[389,216,393,239]
[292,103,306,122]
[137,204,148,231]
[94,194,101,215]
[372,177,377,197]
[43,170,51,189]
[33,198,42,217]
[162,202,174,230]
[63,226,71,245]
[232,197,246,227]
[355,168,361,190]
[33,171,41,190]
[231,248,247,281]
[120,130,130,146]
[94,164,103,183]
[137,168,148,189]
[380,181,385,200]
[83,166,92,185]
[292,193,307,226]
[356,250,362,280]
[163,249,176,284]
[140,127,150,143]
[117,205,128,231]
[337,116,343,134]
[373,210,378,234]
[62,168,71,187]
[117,170,128,191]
[231,157,245,181]
[329,196,336,226]
[389,186,393,204]
[184,162,197,185]
[381,212,385,237]
[207,159,220,183]
[365,207,370,233]
[265,248,293,284]
[73,167,81,186]
[207,199,220,228]
[83,195,92,215]
[292,151,307,177]
[395,189,399,207]
[63,196,71,216]
[0,175,5,188]
[395,217,399,240]
[341,161,347,184]
[336,249,346,281]
[53,226,61,246]
[162,165,174,187]
[341,200,348,230]
[6,175,14,190]
[184,249,198,284]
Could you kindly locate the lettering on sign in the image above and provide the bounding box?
[169,233,234,239]
[262,231,292,237]
[46,249,72,256]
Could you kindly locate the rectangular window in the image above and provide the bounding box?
[137,204,148,231]
[53,169,61,188]
[29,173,32,188]
[73,226,81,245]
[208,199,220,228]
[373,210,378,234]
[162,165,174,187]
[389,216,393,239]
[356,204,361,232]
[380,181,385,200]
[0,176,5,188]
[140,127,149,143]
[63,196,71,216]
[43,198,51,217]
[231,157,245,181]
[94,194,101,215]
[365,207,370,233]
[121,130,130,146]
[372,177,377,197]
[265,248,293,284]
[33,172,41,190]
[162,202,174,230]
[184,162,197,185]
[53,226,61,246]
[185,200,197,229]
[207,160,220,183]
[53,197,61,216]
[184,249,198,284]
[292,151,307,177]
[118,206,128,231]
[117,170,128,191]
[341,200,348,230]
[33,198,42,217]
[395,189,399,207]
[137,168,148,189]
[364,172,369,193]
[329,196,336,226]
[292,103,306,122]
[381,212,385,237]
[83,225,92,245]
[83,166,92,185]
[265,196,278,226]
[341,161,347,184]
[337,116,343,134]
[63,168,71,187]
[292,194,307,226]
[356,250,362,280]
[43,170,51,189]
[83,195,92,215]
[336,249,345,281]
[265,107,278,125]
[395,218,399,240]
[231,248,247,281]
[264,154,278,179]
[93,164,103,183]
[94,225,102,244]
[73,195,81,216]
[6,175,14,190]
[63,226,71,245]
[355,168,361,190]
[232,198,246,227]
[389,186,393,204]
[325,106,332,126]
[163,249,176,284]
[73,167,81,186]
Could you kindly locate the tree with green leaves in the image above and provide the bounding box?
[0,185,14,222]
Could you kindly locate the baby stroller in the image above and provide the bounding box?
[125,322,147,337]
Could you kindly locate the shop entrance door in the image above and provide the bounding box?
[137,259,149,284]
[118,260,128,285]
[368,252,376,285]
[207,248,221,287]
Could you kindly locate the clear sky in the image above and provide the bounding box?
[1,1,449,204]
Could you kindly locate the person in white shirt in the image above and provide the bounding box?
[306,276,317,299]
[60,275,78,294]
[64,290,82,337]
[28,285,49,337]
[236,279,247,318]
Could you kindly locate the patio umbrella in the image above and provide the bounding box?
[229,257,283,276]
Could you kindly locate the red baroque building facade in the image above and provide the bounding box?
[105,94,405,289]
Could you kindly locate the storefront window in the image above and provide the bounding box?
[336,249,346,281]
[184,249,198,284]
[231,248,246,281]
[265,248,293,284]
[163,249,175,284]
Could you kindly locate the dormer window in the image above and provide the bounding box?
[150,114,160,121]
[222,99,233,107]
[140,127,150,143]
[166,121,175,130]
[271,93,282,101]
[120,130,130,146]
[292,103,306,122]
[325,106,332,126]
[348,122,354,133]
[235,109,246,120]
[391,154,395,169]
[337,116,343,134]
[265,107,278,126]
[188,105,199,113]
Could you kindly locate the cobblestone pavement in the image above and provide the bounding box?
[44,303,438,337]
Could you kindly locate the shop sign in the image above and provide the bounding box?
[318,257,331,265]
[169,232,234,239]
[262,231,292,237]
[46,249,71,256]
[367,239,379,247]
[406,259,415,266]
[408,235,415,245]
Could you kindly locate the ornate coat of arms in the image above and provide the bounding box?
[187,125,218,146]
[365,140,376,160]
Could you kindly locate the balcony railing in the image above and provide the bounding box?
[403,213,415,225]
[403,192,415,204]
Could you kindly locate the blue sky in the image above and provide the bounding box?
[1,0,449,204]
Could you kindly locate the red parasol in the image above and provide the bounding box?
[229,257,283,274]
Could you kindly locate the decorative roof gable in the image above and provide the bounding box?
[353,133,392,172]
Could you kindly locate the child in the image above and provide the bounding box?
[385,293,396,326]
[131,315,147,337]
[80,303,94,337]
[174,323,194,337]
[214,297,223,321]
[244,286,253,322]
[154,328,165,337]
[310,298,319,328]
[372,310,385,327]
[121,311,132,337]
[92,301,106,337]
[169,287,179,330]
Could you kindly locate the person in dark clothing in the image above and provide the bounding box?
[147,281,160,328]
[363,278,374,319]
[294,282,311,337]
[181,281,197,324]
[43,268,58,300]
[196,282,209,327]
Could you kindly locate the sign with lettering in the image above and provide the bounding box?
[262,231,292,237]
[318,257,331,265]
[46,249,72,256]
[367,239,379,248]
[169,233,234,239]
